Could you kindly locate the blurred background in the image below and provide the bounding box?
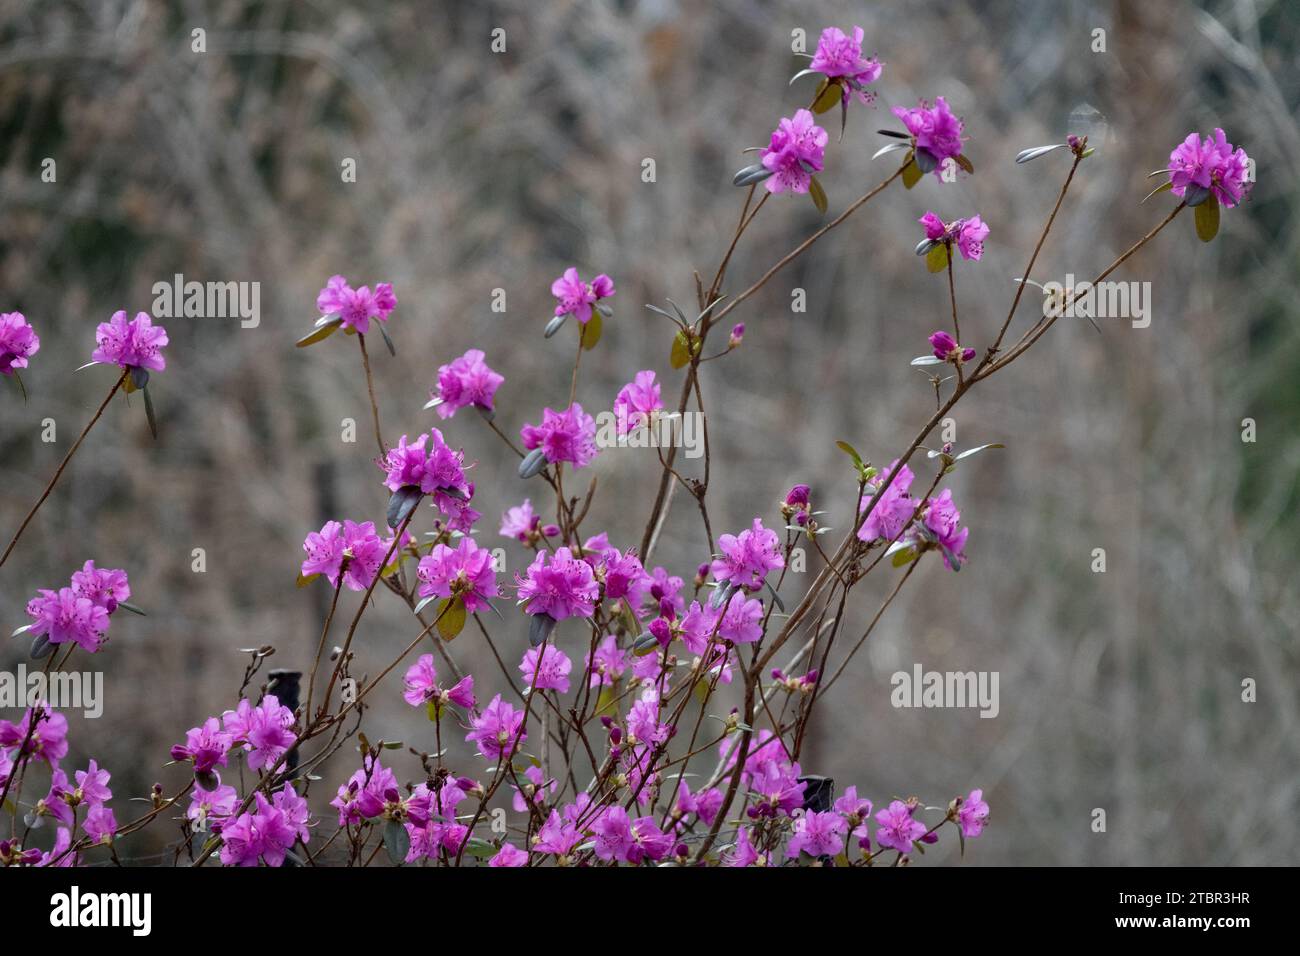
[1,0,1296,865]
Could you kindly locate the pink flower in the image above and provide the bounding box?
[465,694,526,760]
[316,274,396,334]
[717,592,764,644]
[431,349,504,419]
[874,799,928,855]
[25,587,110,653]
[613,371,664,434]
[892,97,965,175]
[219,788,309,867]
[401,653,476,711]
[520,644,572,693]
[675,783,724,826]
[91,310,169,372]
[223,696,297,771]
[0,705,68,764]
[748,759,806,817]
[417,537,499,613]
[711,518,784,592]
[170,718,233,775]
[722,827,762,867]
[520,403,598,469]
[301,519,387,591]
[788,809,848,858]
[489,842,529,867]
[759,109,828,195]
[919,210,947,240]
[586,634,627,687]
[956,215,989,260]
[1167,128,1251,208]
[83,805,117,845]
[510,765,556,813]
[809,26,882,105]
[330,756,400,825]
[626,692,670,746]
[929,330,977,364]
[957,788,990,838]
[517,547,600,620]
[923,488,969,570]
[380,430,468,496]
[920,212,989,261]
[0,311,39,375]
[69,560,131,614]
[499,499,542,543]
[591,805,636,863]
[534,809,582,857]
[856,460,916,543]
[72,759,112,805]
[187,780,238,828]
[550,268,614,325]
[584,543,650,602]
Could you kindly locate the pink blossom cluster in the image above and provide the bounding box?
[24,560,132,654]
[316,274,397,334]
[91,310,169,371]
[0,311,39,375]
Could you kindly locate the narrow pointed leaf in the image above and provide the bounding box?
[296,317,343,347]
[808,176,828,216]
[579,312,602,350]
[118,601,147,616]
[872,141,910,161]
[1141,180,1174,204]
[1014,144,1066,164]
[384,819,410,865]
[378,323,397,357]
[1194,195,1220,242]
[142,384,158,439]
[912,148,939,174]
[544,314,567,338]
[911,355,945,366]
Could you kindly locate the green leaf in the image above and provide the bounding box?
[926,243,950,273]
[436,596,467,641]
[901,157,922,190]
[426,700,440,722]
[670,331,692,370]
[953,442,1005,461]
[296,317,343,347]
[1141,180,1174,204]
[383,818,410,865]
[463,837,498,860]
[595,685,618,719]
[142,384,158,439]
[808,175,828,215]
[378,323,397,357]
[579,312,603,350]
[891,546,919,568]
[835,440,863,468]
[296,572,319,589]
[1195,194,1220,242]
[955,153,974,175]
[811,78,841,114]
